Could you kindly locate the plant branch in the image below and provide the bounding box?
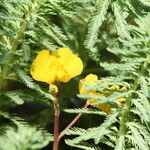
[53,99,60,150]
[118,54,150,136]
[59,102,89,140]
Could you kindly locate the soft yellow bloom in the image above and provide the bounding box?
[30,48,83,84]
[79,74,111,113]
[79,74,98,94]
[79,74,127,113]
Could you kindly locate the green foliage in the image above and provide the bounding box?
[0,112,53,150]
[5,91,24,105]
[0,0,150,149]
[84,0,110,48]
[0,126,53,150]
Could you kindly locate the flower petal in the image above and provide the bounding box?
[57,48,83,82]
[79,74,98,94]
[30,50,57,84]
[56,67,70,83]
[96,103,111,113]
[65,54,83,78]
[57,48,73,58]
[83,74,98,83]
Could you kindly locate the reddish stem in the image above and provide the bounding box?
[53,101,60,150]
[59,102,89,140]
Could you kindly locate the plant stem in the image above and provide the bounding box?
[59,102,89,140]
[118,54,150,136]
[0,20,27,90]
[53,99,60,150]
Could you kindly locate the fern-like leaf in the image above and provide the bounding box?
[84,0,110,48]
[5,91,24,105]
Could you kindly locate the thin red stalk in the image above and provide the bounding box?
[59,102,89,140]
[53,101,60,150]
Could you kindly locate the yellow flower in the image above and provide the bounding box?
[30,48,83,84]
[79,74,111,113]
[79,74,127,113]
[79,74,98,94]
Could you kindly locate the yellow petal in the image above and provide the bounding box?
[83,74,98,83]
[95,103,111,113]
[30,50,57,84]
[103,90,112,94]
[121,86,127,90]
[87,99,111,113]
[57,48,73,66]
[79,74,98,94]
[110,85,120,90]
[56,67,70,83]
[65,54,83,78]
[57,48,73,58]
[57,48,83,82]
[116,97,126,103]
[87,99,97,103]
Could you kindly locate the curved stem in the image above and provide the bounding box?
[59,102,89,140]
[118,54,150,136]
